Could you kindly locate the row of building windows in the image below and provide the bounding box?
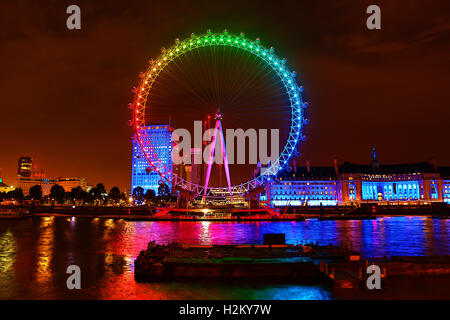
[131,126,173,194]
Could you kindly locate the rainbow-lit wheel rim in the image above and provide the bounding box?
[132,30,307,198]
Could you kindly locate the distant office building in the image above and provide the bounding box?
[15,156,87,196]
[190,148,202,185]
[18,177,87,196]
[173,148,202,186]
[131,125,173,195]
[18,177,52,196]
[17,156,32,178]
[55,177,87,192]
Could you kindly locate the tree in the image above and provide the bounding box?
[120,192,128,204]
[69,186,87,205]
[96,183,106,194]
[91,183,106,205]
[108,186,121,205]
[156,183,170,206]
[29,185,43,202]
[50,184,65,204]
[144,189,156,205]
[89,187,102,205]
[158,183,170,199]
[6,188,24,201]
[132,187,145,206]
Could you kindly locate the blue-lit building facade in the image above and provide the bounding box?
[441,167,450,204]
[266,156,450,207]
[131,125,173,195]
[270,166,340,207]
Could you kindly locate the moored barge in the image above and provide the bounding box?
[134,236,360,282]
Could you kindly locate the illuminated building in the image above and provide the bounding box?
[15,156,87,196]
[0,168,13,193]
[271,165,340,207]
[0,179,13,193]
[190,147,202,185]
[440,167,450,204]
[54,177,87,192]
[131,125,173,195]
[18,177,52,196]
[267,150,450,207]
[18,177,87,197]
[17,156,32,178]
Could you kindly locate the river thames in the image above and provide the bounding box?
[0,216,449,299]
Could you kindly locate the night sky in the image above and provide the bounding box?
[1,0,449,191]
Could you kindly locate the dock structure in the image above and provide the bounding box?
[319,258,385,289]
[134,238,450,289]
[134,240,361,282]
[320,255,450,289]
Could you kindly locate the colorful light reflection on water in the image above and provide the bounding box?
[0,216,448,300]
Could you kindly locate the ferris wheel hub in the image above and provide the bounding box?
[214,107,223,120]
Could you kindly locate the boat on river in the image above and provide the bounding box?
[134,235,360,282]
[0,208,31,218]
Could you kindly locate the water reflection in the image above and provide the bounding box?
[0,230,16,292]
[36,217,55,285]
[0,216,448,299]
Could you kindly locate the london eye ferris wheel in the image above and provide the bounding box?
[130,29,308,199]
